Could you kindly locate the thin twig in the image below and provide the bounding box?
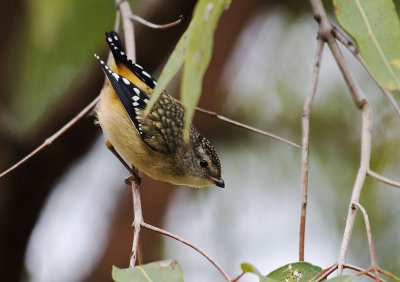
[332,27,400,120]
[299,37,324,262]
[141,222,232,281]
[191,103,301,148]
[353,203,379,281]
[310,0,372,273]
[104,10,121,76]
[0,98,297,178]
[116,0,136,62]
[0,8,122,179]
[130,172,143,267]
[231,272,245,282]
[115,0,144,268]
[130,14,183,29]
[336,91,371,274]
[315,264,337,282]
[343,264,382,281]
[367,169,400,189]
[0,95,100,179]
[377,267,400,281]
[309,0,372,274]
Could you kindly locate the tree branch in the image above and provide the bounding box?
[344,264,382,281]
[0,95,100,179]
[309,0,372,274]
[129,172,143,267]
[353,203,379,281]
[193,104,300,148]
[141,222,232,281]
[130,14,183,29]
[367,169,400,189]
[299,37,325,261]
[116,0,136,62]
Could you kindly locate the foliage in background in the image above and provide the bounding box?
[9,0,125,135]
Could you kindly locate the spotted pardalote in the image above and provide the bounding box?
[95,31,224,188]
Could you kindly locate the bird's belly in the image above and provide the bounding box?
[96,90,161,174]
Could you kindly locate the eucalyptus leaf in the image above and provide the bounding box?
[333,0,400,91]
[145,29,191,116]
[241,262,263,278]
[145,0,230,143]
[112,260,183,282]
[266,262,322,282]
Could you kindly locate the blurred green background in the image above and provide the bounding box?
[0,0,399,281]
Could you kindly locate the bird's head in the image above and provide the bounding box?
[176,133,224,188]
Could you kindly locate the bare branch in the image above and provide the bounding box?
[130,172,143,267]
[377,267,400,280]
[191,103,301,148]
[130,14,183,29]
[299,37,325,261]
[353,203,380,281]
[0,95,100,179]
[316,264,337,282]
[333,27,400,120]
[114,0,146,268]
[344,264,382,281]
[116,0,136,62]
[141,222,232,281]
[367,169,400,189]
[336,102,371,273]
[309,0,372,274]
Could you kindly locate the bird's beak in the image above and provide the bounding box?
[210,176,225,188]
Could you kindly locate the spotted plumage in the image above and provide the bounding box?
[95,31,224,188]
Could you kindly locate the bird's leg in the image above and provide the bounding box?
[105,139,144,266]
[105,139,141,185]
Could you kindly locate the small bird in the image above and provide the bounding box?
[95,31,224,188]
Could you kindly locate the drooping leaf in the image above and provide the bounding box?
[145,29,191,116]
[241,262,264,278]
[145,0,231,143]
[333,0,400,91]
[112,260,184,282]
[266,262,322,282]
[326,275,354,282]
[181,0,229,142]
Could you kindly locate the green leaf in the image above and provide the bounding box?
[181,0,229,142]
[112,260,184,282]
[241,262,263,278]
[144,29,191,116]
[145,0,230,143]
[333,0,400,91]
[260,277,279,282]
[326,275,354,282]
[266,262,322,282]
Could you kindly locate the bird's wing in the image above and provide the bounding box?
[95,55,175,154]
[105,31,157,92]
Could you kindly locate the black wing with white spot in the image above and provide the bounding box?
[105,31,157,89]
[95,55,149,138]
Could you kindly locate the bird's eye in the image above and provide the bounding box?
[200,160,208,168]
